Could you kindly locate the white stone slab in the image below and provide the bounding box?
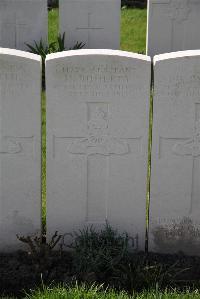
[150,50,200,256]
[59,0,120,50]
[0,48,41,251]
[147,0,200,57]
[0,0,48,51]
[46,49,151,250]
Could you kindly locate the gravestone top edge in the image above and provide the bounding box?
[154,50,200,64]
[0,48,41,62]
[46,49,151,62]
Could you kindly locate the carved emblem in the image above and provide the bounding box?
[173,120,200,157]
[168,0,190,21]
[0,139,22,154]
[68,107,129,156]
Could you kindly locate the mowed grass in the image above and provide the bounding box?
[23,287,200,299]
[48,8,59,45]
[2,286,200,299]
[121,7,146,53]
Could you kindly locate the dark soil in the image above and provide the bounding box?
[0,250,73,297]
[0,251,200,298]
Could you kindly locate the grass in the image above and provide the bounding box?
[3,285,200,299]
[24,285,200,299]
[121,7,146,53]
[48,8,59,46]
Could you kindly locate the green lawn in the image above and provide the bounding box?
[23,287,200,299]
[48,8,59,46]
[121,8,146,53]
[2,286,200,299]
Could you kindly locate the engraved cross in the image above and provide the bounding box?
[0,13,27,48]
[53,102,143,223]
[151,0,191,51]
[159,103,200,214]
[76,13,104,46]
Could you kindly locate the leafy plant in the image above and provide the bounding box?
[69,41,86,50]
[26,33,85,88]
[61,223,132,284]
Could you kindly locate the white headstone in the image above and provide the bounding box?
[150,50,200,256]
[147,0,200,57]
[0,48,41,251]
[59,0,120,50]
[0,0,48,51]
[46,49,151,250]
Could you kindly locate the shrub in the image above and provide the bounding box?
[62,223,132,285]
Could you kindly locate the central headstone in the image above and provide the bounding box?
[59,0,121,49]
[147,0,200,57]
[0,0,48,51]
[46,50,151,250]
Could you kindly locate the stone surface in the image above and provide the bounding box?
[150,50,200,256]
[147,0,200,57]
[0,0,48,51]
[0,48,41,251]
[59,0,120,50]
[46,49,151,250]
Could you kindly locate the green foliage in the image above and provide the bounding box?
[25,284,131,299]
[55,224,190,292]
[26,33,85,58]
[26,33,85,88]
[69,41,86,50]
[24,284,200,299]
[56,32,66,52]
[117,257,190,292]
[63,223,130,284]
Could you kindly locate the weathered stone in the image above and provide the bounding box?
[59,0,120,49]
[147,0,200,57]
[0,0,48,51]
[0,49,41,251]
[150,50,200,256]
[46,49,151,250]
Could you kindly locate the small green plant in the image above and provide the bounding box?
[26,38,55,89]
[26,33,85,88]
